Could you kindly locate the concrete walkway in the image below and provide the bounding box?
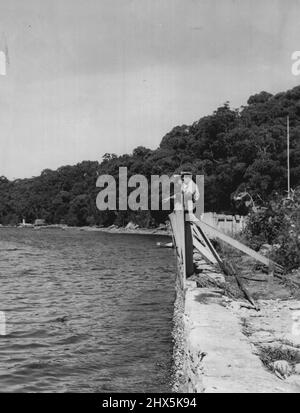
[182,283,299,393]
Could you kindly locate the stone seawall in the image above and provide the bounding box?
[172,264,300,393]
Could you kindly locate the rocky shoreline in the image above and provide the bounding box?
[0,224,172,237]
[76,226,172,236]
[171,274,185,392]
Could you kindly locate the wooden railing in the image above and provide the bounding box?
[169,207,283,294]
[169,208,186,289]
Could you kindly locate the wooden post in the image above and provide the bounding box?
[184,213,194,277]
[169,191,195,284]
[181,190,194,277]
[180,192,187,285]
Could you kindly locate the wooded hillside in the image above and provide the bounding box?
[1,85,299,227]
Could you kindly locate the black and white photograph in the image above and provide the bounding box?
[0,0,300,398]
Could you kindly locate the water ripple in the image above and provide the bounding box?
[0,228,175,392]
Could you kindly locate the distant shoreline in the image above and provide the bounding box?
[73,226,172,237]
[0,224,172,237]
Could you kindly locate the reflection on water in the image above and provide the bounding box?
[0,228,175,392]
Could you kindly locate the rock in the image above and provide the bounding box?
[282,333,300,347]
[273,360,293,378]
[229,301,243,311]
[261,343,300,357]
[193,253,203,259]
[294,363,300,375]
[198,265,215,271]
[259,244,272,256]
[250,331,275,344]
[289,303,300,310]
[249,313,264,317]
[210,274,225,283]
[125,221,138,230]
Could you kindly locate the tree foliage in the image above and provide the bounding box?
[244,189,300,270]
[0,85,300,227]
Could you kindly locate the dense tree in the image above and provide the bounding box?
[1,85,300,226]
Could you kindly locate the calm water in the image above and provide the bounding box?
[0,228,175,392]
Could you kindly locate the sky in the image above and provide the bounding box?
[0,0,300,179]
